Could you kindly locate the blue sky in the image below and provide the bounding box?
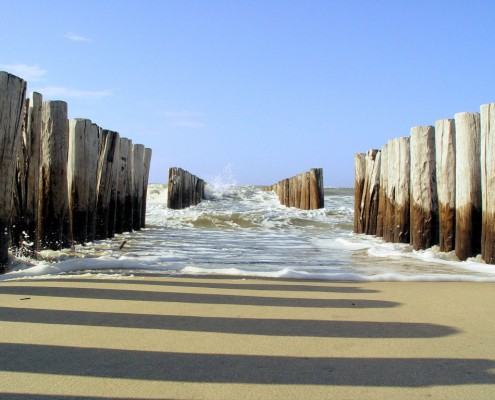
[2,0,494,186]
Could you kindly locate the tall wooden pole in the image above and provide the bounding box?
[115,138,130,234]
[454,112,481,261]
[360,150,380,235]
[141,148,152,228]
[354,153,366,233]
[383,139,396,242]
[107,137,121,238]
[123,139,134,232]
[38,101,72,250]
[480,103,495,264]
[132,144,145,230]
[376,144,388,237]
[435,119,456,252]
[86,123,101,243]
[410,126,438,250]
[0,72,26,267]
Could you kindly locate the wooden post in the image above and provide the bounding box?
[115,138,130,234]
[455,112,482,261]
[123,139,134,232]
[410,126,438,250]
[376,144,388,237]
[394,137,410,243]
[435,119,456,252]
[309,168,324,210]
[68,119,92,244]
[167,167,205,209]
[141,148,152,228]
[38,101,72,250]
[107,137,121,238]
[95,129,120,240]
[480,104,495,264]
[383,140,396,242]
[0,72,26,267]
[86,123,101,243]
[354,153,366,233]
[360,150,381,235]
[132,144,145,230]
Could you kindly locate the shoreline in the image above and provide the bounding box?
[0,275,494,399]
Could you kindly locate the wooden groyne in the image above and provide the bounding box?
[167,167,206,209]
[0,70,152,271]
[262,168,324,210]
[355,101,495,264]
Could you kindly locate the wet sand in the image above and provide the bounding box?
[0,275,494,399]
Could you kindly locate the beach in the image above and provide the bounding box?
[0,275,494,399]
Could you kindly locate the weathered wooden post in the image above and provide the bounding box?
[68,119,95,244]
[354,153,366,233]
[454,112,481,261]
[435,119,456,252]
[38,101,72,250]
[480,103,495,264]
[376,144,388,237]
[13,92,43,253]
[410,126,438,250]
[107,138,121,238]
[86,123,101,243]
[115,138,130,234]
[95,129,120,240]
[394,137,410,243]
[360,150,381,235]
[132,144,145,231]
[309,168,324,210]
[0,72,26,267]
[141,147,152,228]
[383,140,396,242]
[123,139,134,232]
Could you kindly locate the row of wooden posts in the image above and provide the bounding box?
[262,168,324,210]
[0,71,152,270]
[354,103,495,264]
[167,167,205,209]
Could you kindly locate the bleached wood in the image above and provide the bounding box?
[38,101,71,250]
[410,126,438,250]
[454,112,481,261]
[480,103,495,264]
[0,71,26,266]
[394,137,410,243]
[435,119,456,252]
[383,139,396,242]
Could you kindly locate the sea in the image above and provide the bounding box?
[2,182,495,282]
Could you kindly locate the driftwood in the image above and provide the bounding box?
[435,119,456,252]
[38,101,71,250]
[0,72,26,266]
[410,126,438,250]
[454,112,482,261]
[480,103,495,264]
[167,167,205,209]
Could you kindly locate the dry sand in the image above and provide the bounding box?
[0,275,494,399]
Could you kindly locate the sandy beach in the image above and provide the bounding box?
[0,275,494,399]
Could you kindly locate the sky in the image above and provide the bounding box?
[1,0,495,187]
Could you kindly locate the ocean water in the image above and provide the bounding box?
[2,183,495,282]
